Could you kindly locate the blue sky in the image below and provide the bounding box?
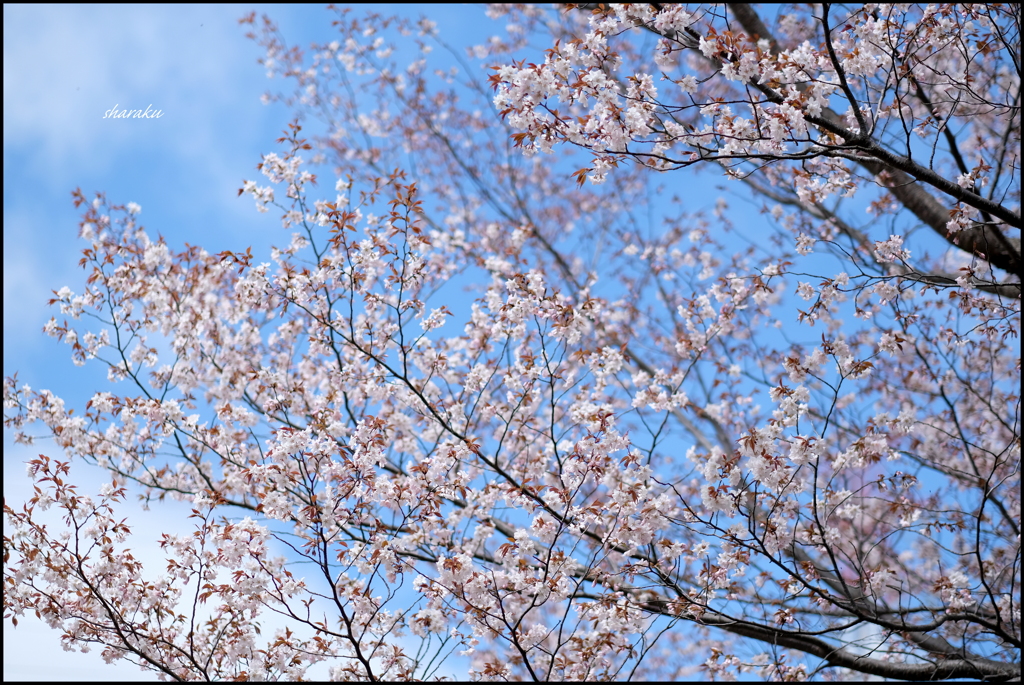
[1,4,490,679]
[3,4,925,680]
[1,5,741,679]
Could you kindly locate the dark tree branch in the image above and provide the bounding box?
[726,4,1021,278]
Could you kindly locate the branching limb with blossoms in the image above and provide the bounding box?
[496,3,1020,280]
[5,4,1020,681]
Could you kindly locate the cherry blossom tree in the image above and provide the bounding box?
[4,4,1020,681]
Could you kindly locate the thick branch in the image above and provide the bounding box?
[727,4,1022,277]
[740,174,1021,298]
[694,610,1021,681]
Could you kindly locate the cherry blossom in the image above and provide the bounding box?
[4,4,1020,681]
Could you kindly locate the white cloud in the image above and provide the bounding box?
[3,5,249,180]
